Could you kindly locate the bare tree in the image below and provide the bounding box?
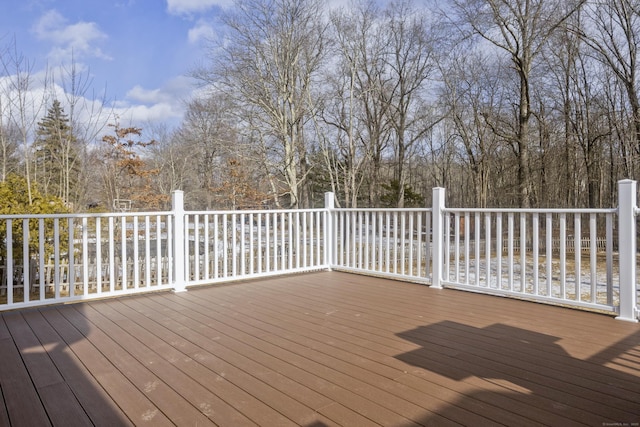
[0,121,19,182]
[55,57,112,208]
[324,0,413,207]
[350,2,395,207]
[384,0,441,207]
[450,0,585,207]
[176,94,235,209]
[0,38,48,205]
[0,41,20,181]
[440,50,503,207]
[195,0,327,208]
[0,85,20,182]
[146,123,190,210]
[541,11,612,208]
[575,0,640,178]
[541,14,583,207]
[322,0,382,207]
[603,69,636,179]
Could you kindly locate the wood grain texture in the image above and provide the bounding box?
[0,271,638,426]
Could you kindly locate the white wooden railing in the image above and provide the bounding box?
[0,181,638,322]
[328,208,432,283]
[425,182,637,322]
[183,208,328,286]
[0,212,174,307]
[442,208,616,312]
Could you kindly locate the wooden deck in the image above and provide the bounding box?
[0,271,638,426]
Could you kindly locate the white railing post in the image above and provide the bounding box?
[431,188,446,289]
[172,190,187,293]
[324,192,335,269]
[617,179,638,322]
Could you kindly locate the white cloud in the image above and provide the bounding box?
[115,102,179,125]
[117,76,195,126]
[127,85,167,104]
[188,20,216,44]
[31,10,110,62]
[126,76,194,104]
[166,0,233,15]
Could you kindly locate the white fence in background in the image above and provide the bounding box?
[0,181,638,322]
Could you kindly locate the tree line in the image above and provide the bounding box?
[2,0,639,212]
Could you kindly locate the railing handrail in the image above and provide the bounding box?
[445,207,617,214]
[0,211,172,220]
[186,208,327,215]
[332,207,432,212]
[0,182,637,322]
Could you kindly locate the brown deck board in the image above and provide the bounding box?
[0,271,638,426]
[202,281,580,425]
[42,307,175,426]
[113,298,360,427]
[20,310,133,426]
[87,300,299,427]
[155,294,434,427]
[101,299,337,427]
[0,336,51,427]
[183,278,582,426]
[176,285,528,426]
[3,312,93,427]
[0,386,10,426]
[0,314,52,427]
[133,294,414,426]
[58,305,218,426]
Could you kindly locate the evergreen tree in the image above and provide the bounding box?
[380,179,424,208]
[34,100,79,206]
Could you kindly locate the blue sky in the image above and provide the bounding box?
[1,0,233,129]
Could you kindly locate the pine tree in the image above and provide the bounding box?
[34,100,79,207]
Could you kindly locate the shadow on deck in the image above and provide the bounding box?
[0,271,638,426]
[397,322,640,426]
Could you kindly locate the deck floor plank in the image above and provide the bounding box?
[3,312,93,427]
[0,271,638,426]
[107,299,338,427]
[117,296,372,427]
[59,304,220,426]
[246,281,638,420]
[186,277,589,426]
[0,318,51,426]
[20,309,133,426]
[116,297,336,411]
[168,294,447,427]
[0,384,10,426]
[89,299,311,427]
[133,294,421,426]
[177,282,535,427]
[42,307,175,426]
